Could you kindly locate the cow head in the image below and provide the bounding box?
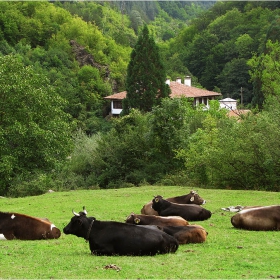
[125,213,141,224]
[63,206,94,239]
[189,190,206,205]
[153,195,163,202]
[72,206,88,216]
[125,213,135,224]
[152,195,164,211]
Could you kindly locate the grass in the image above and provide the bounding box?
[0,186,279,279]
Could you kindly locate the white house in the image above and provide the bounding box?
[219,98,252,119]
[104,76,222,116]
[219,98,237,110]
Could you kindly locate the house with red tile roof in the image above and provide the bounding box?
[104,76,222,116]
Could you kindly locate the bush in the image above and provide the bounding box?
[8,172,54,197]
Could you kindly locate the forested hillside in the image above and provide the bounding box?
[1,1,280,196]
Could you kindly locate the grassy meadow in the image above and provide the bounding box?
[0,186,279,279]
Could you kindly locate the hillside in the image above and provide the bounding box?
[1,1,280,195]
[3,1,278,118]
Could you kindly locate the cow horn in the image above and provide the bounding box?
[72,209,80,216]
[82,206,87,215]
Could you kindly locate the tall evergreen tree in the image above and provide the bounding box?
[122,25,170,115]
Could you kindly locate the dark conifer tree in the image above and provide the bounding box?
[122,25,170,115]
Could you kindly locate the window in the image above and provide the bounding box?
[113,101,122,109]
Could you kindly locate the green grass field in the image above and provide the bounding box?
[0,186,279,279]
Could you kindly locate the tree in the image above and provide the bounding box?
[149,97,194,170]
[0,55,73,195]
[217,58,253,105]
[248,40,280,108]
[122,25,170,115]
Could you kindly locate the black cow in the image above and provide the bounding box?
[0,211,61,240]
[125,213,189,227]
[160,225,208,244]
[231,205,280,231]
[63,207,179,256]
[152,195,212,221]
[141,190,206,216]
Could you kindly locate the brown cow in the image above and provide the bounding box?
[125,213,189,227]
[0,211,61,240]
[141,190,206,216]
[160,225,208,244]
[231,205,280,231]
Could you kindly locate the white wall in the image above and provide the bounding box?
[219,98,237,110]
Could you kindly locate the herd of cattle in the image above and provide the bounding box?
[0,190,279,256]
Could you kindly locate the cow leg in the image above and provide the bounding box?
[90,242,115,256]
[0,234,7,240]
[0,232,15,240]
[91,249,114,256]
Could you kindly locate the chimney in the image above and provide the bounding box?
[165,78,170,85]
[184,76,191,86]
[176,77,181,84]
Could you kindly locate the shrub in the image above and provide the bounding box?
[8,172,54,197]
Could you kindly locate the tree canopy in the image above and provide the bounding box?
[1,1,280,195]
[122,25,170,115]
[0,55,73,195]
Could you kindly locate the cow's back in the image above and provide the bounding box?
[162,225,208,244]
[141,191,206,215]
[141,202,158,215]
[231,205,280,231]
[156,202,211,221]
[0,212,61,240]
[126,214,189,227]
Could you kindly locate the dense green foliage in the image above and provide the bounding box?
[1,1,280,196]
[123,25,170,115]
[162,1,280,106]
[0,55,73,196]
[0,1,131,134]
[65,98,280,191]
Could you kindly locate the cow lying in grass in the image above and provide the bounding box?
[231,205,280,231]
[141,190,206,216]
[159,225,208,244]
[63,207,179,256]
[137,224,208,244]
[152,195,212,221]
[0,211,61,240]
[125,213,189,227]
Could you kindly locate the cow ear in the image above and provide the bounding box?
[155,198,159,203]
[190,196,195,202]
[134,218,140,224]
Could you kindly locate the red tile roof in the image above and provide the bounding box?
[227,109,251,118]
[104,82,221,100]
[169,82,221,98]
[104,91,127,100]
